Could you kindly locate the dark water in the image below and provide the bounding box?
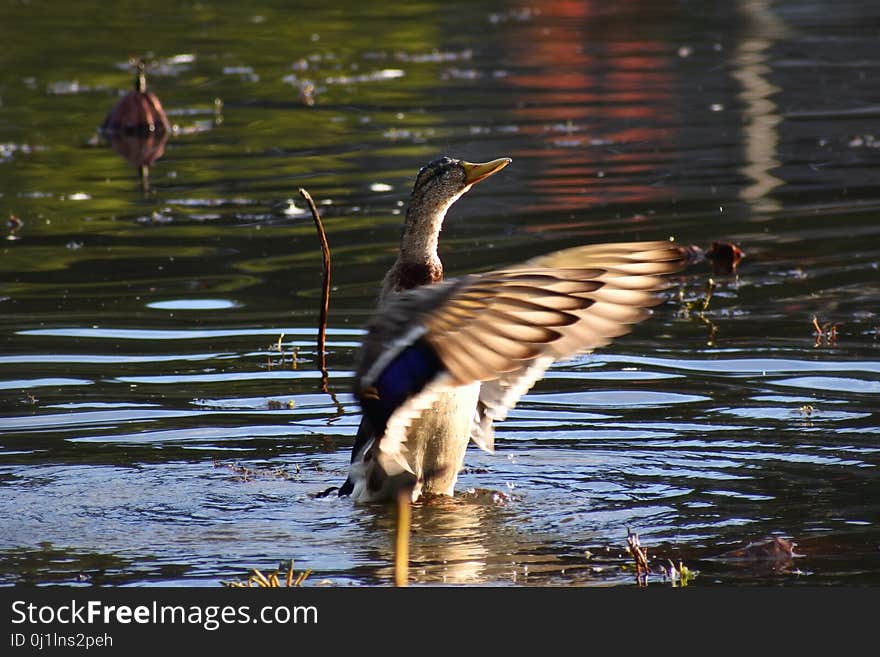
[1,0,879,587]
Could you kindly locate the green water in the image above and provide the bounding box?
[1,0,880,586]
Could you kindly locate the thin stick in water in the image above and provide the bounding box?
[298,188,331,384]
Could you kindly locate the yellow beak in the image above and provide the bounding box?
[461,157,512,186]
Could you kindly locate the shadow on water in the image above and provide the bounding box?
[1,0,880,586]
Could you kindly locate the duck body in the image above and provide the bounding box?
[345,385,480,502]
[339,156,682,503]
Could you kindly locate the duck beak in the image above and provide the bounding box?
[461,157,511,186]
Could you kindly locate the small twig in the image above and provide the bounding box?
[811,314,839,348]
[626,529,650,586]
[295,569,312,586]
[700,278,715,312]
[250,568,271,587]
[677,278,719,347]
[221,560,311,587]
[395,488,412,587]
[298,188,331,389]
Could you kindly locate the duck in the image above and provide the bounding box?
[338,156,682,503]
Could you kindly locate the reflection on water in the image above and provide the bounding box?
[2,0,880,586]
[505,1,678,214]
[733,0,785,215]
[364,495,500,585]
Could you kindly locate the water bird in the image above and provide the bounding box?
[339,156,682,502]
[101,59,171,137]
[100,59,171,190]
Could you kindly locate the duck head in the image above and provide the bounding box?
[382,156,510,300]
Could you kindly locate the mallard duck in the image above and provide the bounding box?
[339,156,682,502]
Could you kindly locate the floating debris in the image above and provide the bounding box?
[720,537,799,562]
[222,65,259,82]
[280,199,307,216]
[212,457,299,482]
[266,399,296,410]
[715,537,801,575]
[281,74,319,106]
[265,332,299,371]
[325,68,404,85]
[812,314,839,348]
[0,142,42,164]
[6,215,23,241]
[705,241,745,274]
[848,134,880,149]
[677,240,745,274]
[677,277,719,346]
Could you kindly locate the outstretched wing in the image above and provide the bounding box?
[355,240,683,469]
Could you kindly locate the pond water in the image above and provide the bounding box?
[1,0,879,586]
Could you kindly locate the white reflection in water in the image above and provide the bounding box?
[147,298,241,310]
[733,0,788,215]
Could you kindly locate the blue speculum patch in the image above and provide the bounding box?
[360,338,444,434]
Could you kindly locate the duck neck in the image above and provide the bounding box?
[135,61,147,92]
[380,197,456,302]
[399,195,452,262]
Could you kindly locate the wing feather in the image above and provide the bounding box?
[355,240,683,458]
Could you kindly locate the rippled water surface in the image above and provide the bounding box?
[2,0,880,586]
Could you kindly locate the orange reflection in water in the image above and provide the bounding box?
[500,1,679,217]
